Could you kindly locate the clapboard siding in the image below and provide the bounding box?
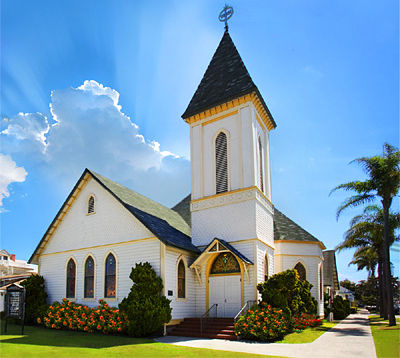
[164,248,197,319]
[42,177,153,255]
[40,238,160,307]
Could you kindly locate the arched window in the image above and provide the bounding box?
[177,260,186,298]
[264,254,269,281]
[84,256,95,298]
[211,252,240,274]
[66,258,76,298]
[294,262,306,281]
[104,253,116,298]
[215,132,228,194]
[88,195,95,214]
[320,265,323,300]
[258,137,264,193]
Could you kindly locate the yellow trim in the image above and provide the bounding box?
[275,253,323,259]
[185,92,275,131]
[176,255,188,302]
[200,110,238,127]
[275,240,326,250]
[82,253,96,299]
[40,237,158,258]
[167,319,184,326]
[191,185,273,206]
[209,272,240,277]
[103,251,118,300]
[65,256,77,299]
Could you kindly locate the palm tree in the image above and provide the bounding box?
[332,143,400,326]
[336,205,399,317]
[349,246,378,278]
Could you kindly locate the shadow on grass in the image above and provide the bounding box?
[369,316,400,331]
[1,322,154,349]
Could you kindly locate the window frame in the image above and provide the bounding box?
[66,257,77,299]
[84,255,95,299]
[87,194,96,215]
[214,130,230,195]
[264,253,269,281]
[294,262,307,281]
[177,258,187,300]
[104,252,117,299]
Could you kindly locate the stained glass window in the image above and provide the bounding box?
[66,258,76,298]
[210,252,240,274]
[84,256,94,298]
[264,254,269,281]
[294,262,306,281]
[104,253,116,298]
[177,260,185,298]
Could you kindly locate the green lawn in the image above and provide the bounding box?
[369,315,400,358]
[274,320,337,344]
[0,323,283,358]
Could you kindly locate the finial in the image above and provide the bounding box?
[218,4,234,31]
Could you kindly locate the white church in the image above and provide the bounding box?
[29,28,326,330]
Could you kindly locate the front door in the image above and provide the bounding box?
[209,275,241,317]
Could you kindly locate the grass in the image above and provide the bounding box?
[0,323,283,358]
[369,315,400,358]
[274,320,337,344]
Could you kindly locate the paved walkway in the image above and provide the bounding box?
[156,311,377,358]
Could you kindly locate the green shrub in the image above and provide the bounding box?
[119,262,171,337]
[234,302,291,341]
[21,275,48,324]
[257,269,317,316]
[333,296,351,320]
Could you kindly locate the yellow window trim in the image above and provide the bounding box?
[275,240,326,250]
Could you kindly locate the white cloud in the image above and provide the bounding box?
[0,154,28,207]
[1,80,190,206]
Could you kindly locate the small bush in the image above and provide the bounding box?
[257,269,317,316]
[292,313,322,331]
[21,275,48,324]
[39,298,129,334]
[333,296,351,320]
[234,302,291,341]
[119,262,172,337]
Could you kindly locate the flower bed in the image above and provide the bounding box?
[292,313,322,331]
[38,298,129,334]
[234,303,291,341]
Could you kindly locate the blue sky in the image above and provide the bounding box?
[1,0,398,283]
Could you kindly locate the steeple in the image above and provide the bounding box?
[182,30,276,130]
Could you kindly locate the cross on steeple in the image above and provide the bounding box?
[218,5,234,31]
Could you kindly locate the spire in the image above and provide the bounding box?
[182,31,276,129]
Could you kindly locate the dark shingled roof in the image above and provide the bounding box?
[171,194,323,246]
[171,194,191,227]
[182,30,276,128]
[274,207,323,245]
[323,250,340,290]
[89,171,199,253]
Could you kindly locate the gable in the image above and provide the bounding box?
[40,176,154,255]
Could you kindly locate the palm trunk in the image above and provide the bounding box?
[378,256,386,318]
[382,200,396,326]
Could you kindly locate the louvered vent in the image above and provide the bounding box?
[215,132,228,194]
[258,137,264,193]
[88,196,95,214]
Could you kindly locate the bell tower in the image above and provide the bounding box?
[182,29,276,248]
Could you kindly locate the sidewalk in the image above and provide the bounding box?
[156,311,377,358]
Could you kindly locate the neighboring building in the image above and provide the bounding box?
[338,286,355,303]
[29,28,326,322]
[323,250,340,299]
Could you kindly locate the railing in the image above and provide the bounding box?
[234,300,257,322]
[200,303,218,335]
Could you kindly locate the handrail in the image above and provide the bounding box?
[200,304,218,334]
[234,300,257,322]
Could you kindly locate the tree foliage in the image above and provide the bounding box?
[257,269,317,316]
[119,262,171,337]
[21,275,48,324]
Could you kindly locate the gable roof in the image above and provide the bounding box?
[323,250,340,290]
[171,194,324,248]
[181,30,276,128]
[29,170,199,264]
[274,208,325,248]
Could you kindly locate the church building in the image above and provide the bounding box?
[29,28,326,327]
